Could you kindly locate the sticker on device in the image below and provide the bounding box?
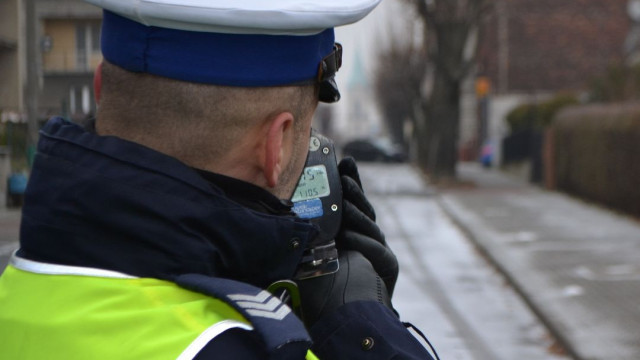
[292,198,324,219]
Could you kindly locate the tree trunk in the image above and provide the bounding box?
[418,68,460,181]
[412,97,429,167]
[419,20,468,181]
[426,68,460,181]
[406,0,488,181]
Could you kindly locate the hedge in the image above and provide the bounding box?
[553,104,640,217]
[506,94,577,133]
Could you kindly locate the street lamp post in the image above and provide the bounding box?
[24,0,40,169]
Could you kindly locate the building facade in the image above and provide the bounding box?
[38,0,102,121]
[467,0,631,167]
[0,0,24,123]
[0,0,102,125]
[0,0,27,197]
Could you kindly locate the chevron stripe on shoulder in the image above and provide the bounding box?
[229,290,292,321]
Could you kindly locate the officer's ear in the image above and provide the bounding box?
[263,112,295,188]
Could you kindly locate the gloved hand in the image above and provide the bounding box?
[337,157,399,297]
[296,250,391,327]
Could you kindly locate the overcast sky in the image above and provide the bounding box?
[334,0,414,88]
[328,1,418,140]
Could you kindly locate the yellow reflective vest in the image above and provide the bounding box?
[0,255,317,360]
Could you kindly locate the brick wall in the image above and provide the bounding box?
[478,0,630,93]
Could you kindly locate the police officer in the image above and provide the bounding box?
[0,1,437,359]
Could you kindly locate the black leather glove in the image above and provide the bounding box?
[337,157,399,297]
[296,250,391,327]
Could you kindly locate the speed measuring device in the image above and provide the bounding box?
[291,129,342,279]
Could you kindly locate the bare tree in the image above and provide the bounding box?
[406,0,492,181]
[374,41,427,152]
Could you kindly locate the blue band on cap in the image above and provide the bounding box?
[101,10,335,87]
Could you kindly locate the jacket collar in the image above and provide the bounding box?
[195,169,296,216]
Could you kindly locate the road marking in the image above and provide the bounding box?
[0,241,19,256]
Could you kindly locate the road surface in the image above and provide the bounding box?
[358,163,570,360]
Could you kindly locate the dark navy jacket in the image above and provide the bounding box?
[18,118,434,359]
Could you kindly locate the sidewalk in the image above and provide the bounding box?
[438,162,640,360]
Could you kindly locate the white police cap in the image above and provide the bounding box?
[86,0,380,35]
[86,0,380,102]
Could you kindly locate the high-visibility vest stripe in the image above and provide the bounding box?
[10,251,136,278]
[176,320,253,360]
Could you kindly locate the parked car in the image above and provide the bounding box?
[342,138,406,163]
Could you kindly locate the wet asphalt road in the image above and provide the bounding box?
[358,163,571,360]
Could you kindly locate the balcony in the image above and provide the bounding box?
[43,51,102,74]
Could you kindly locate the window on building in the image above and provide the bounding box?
[82,85,91,115]
[69,85,92,117]
[91,22,101,53]
[76,21,101,71]
[76,24,87,70]
[69,86,77,115]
